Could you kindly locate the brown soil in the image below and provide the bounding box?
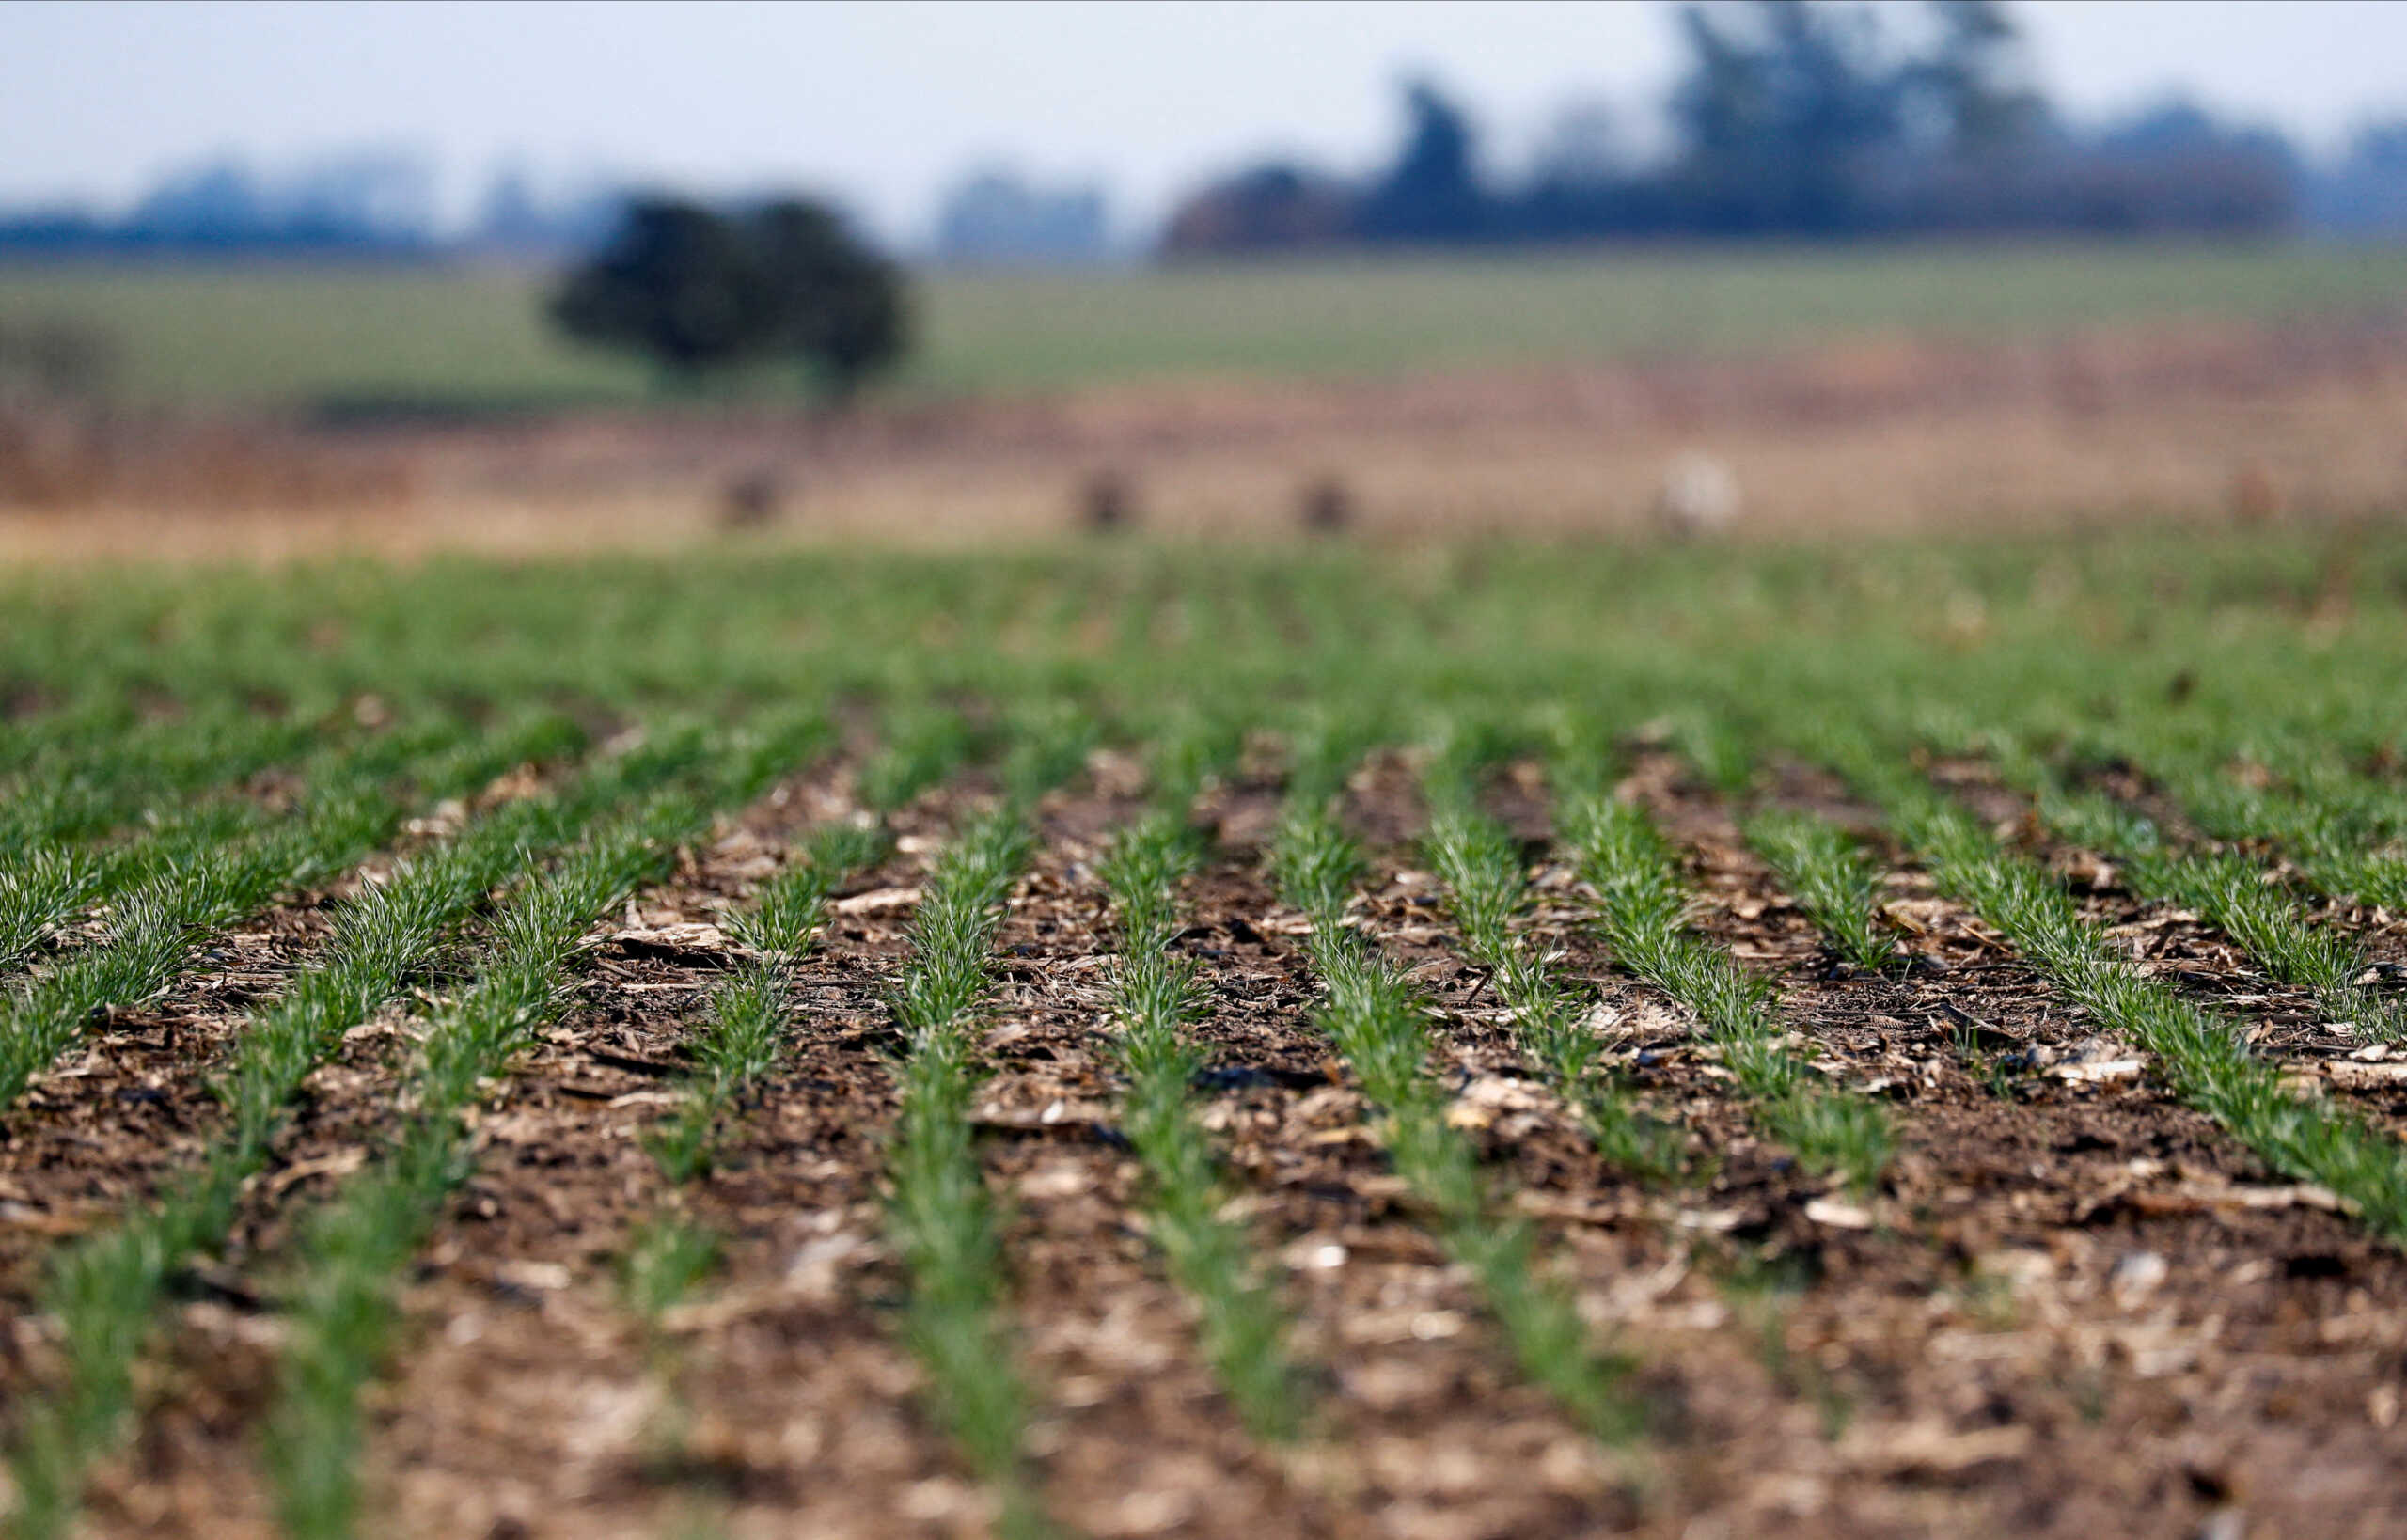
[9,317,2407,561]
[4,756,2405,1539]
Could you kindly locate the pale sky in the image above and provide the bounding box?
[4,0,2405,246]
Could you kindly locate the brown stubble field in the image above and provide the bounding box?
[6,315,2407,560]
[7,737,2404,1539]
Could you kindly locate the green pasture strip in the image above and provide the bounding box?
[881,808,1050,1536]
[1822,741,2407,1249]
[11,245,2407,407]
[258,723,810,1540]
[0,721,704,1540]
[1096,809,1304,1442]
[1739,809,1900,975]
[1558,779,1892,1195]
[1417,750,1688,1185]
[1975,735,2403,1041]
[1271,799,1643,1447]
[0,716,523,1112]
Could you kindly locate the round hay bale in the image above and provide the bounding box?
[1081,469,1135,532]
[719,469,785,529]
[2229,459,2281,526]
[1652,451,1740,540]
[1300,474,1352,534]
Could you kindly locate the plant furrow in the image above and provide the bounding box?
[1419,778,1688,1184]
[0,717,527,1111]
[1096,809,1304,1440]
[1986,737,2403,1041]
[1828,743,2407,1248]
[248,722,812,1540]
[0,721,740,1540]
[1560,793,1892,1193]
[880,806,1053,1537]
[1271,799,1644,1447]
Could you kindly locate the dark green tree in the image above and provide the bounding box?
[1670,0,1903,233]
[550,195,906,398]
[1360,79,1489,244]
[748,199,906,399]
[1920,0,2048,158]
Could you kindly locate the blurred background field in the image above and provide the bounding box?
[8,243,2407,410]
[4,0,2406,558]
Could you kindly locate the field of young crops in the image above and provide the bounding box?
[3,527,2406,1538]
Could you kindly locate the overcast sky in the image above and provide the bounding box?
[5,0,2405,245]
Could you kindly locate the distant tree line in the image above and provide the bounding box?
[0,155,618,258]
[933,168,1112,266]
[1162,0,2407,256]
[7,0,2407,267]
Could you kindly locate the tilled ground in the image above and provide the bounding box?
[3,757,2404,1539]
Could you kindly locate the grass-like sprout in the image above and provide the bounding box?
[1741,808,1899,973]
[1985,740,2402,1041]
[1097,810,1304,1441]
[261,792,715,1540]
[1562,794,1891,1194]
[1272,802,1644,1448]
[2119,737,2407,912]
[1833,742,2407,1249]
[858,705,978,814]
[0,714,556,1113]
[0,721,754,1540]
[621,1213,723,1326]
[651,822,891,1186]
[880,809,1050,1537]
[1422,800,1687,1184]
[234,724,813,1540]
[0,705,317,885]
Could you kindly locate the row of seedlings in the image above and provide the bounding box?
[1811,730,2407,1248]
[1734,797,2030,1116]
[1269,745,1646,1449]
[1555,748,1893,1196]
[1,720,700,1540]
[617,814,891,1464]
[0,702,317,871]
[881,803,1050,1535]
[1,801,259,976]
[1652,708,1951,1422]
[1093,745,1305,1442]
[0,707,338,973]
[1860,697,2406,1058]
[1738,809,1900,977]
[253,722,815,1540]
[1417,731,1689,1183]
[1980,731,2402,1041]
[0,715,549,1111]
[2087,715,2407,913]
[874,704,1102,1535]
[1426,722,1884,1438]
